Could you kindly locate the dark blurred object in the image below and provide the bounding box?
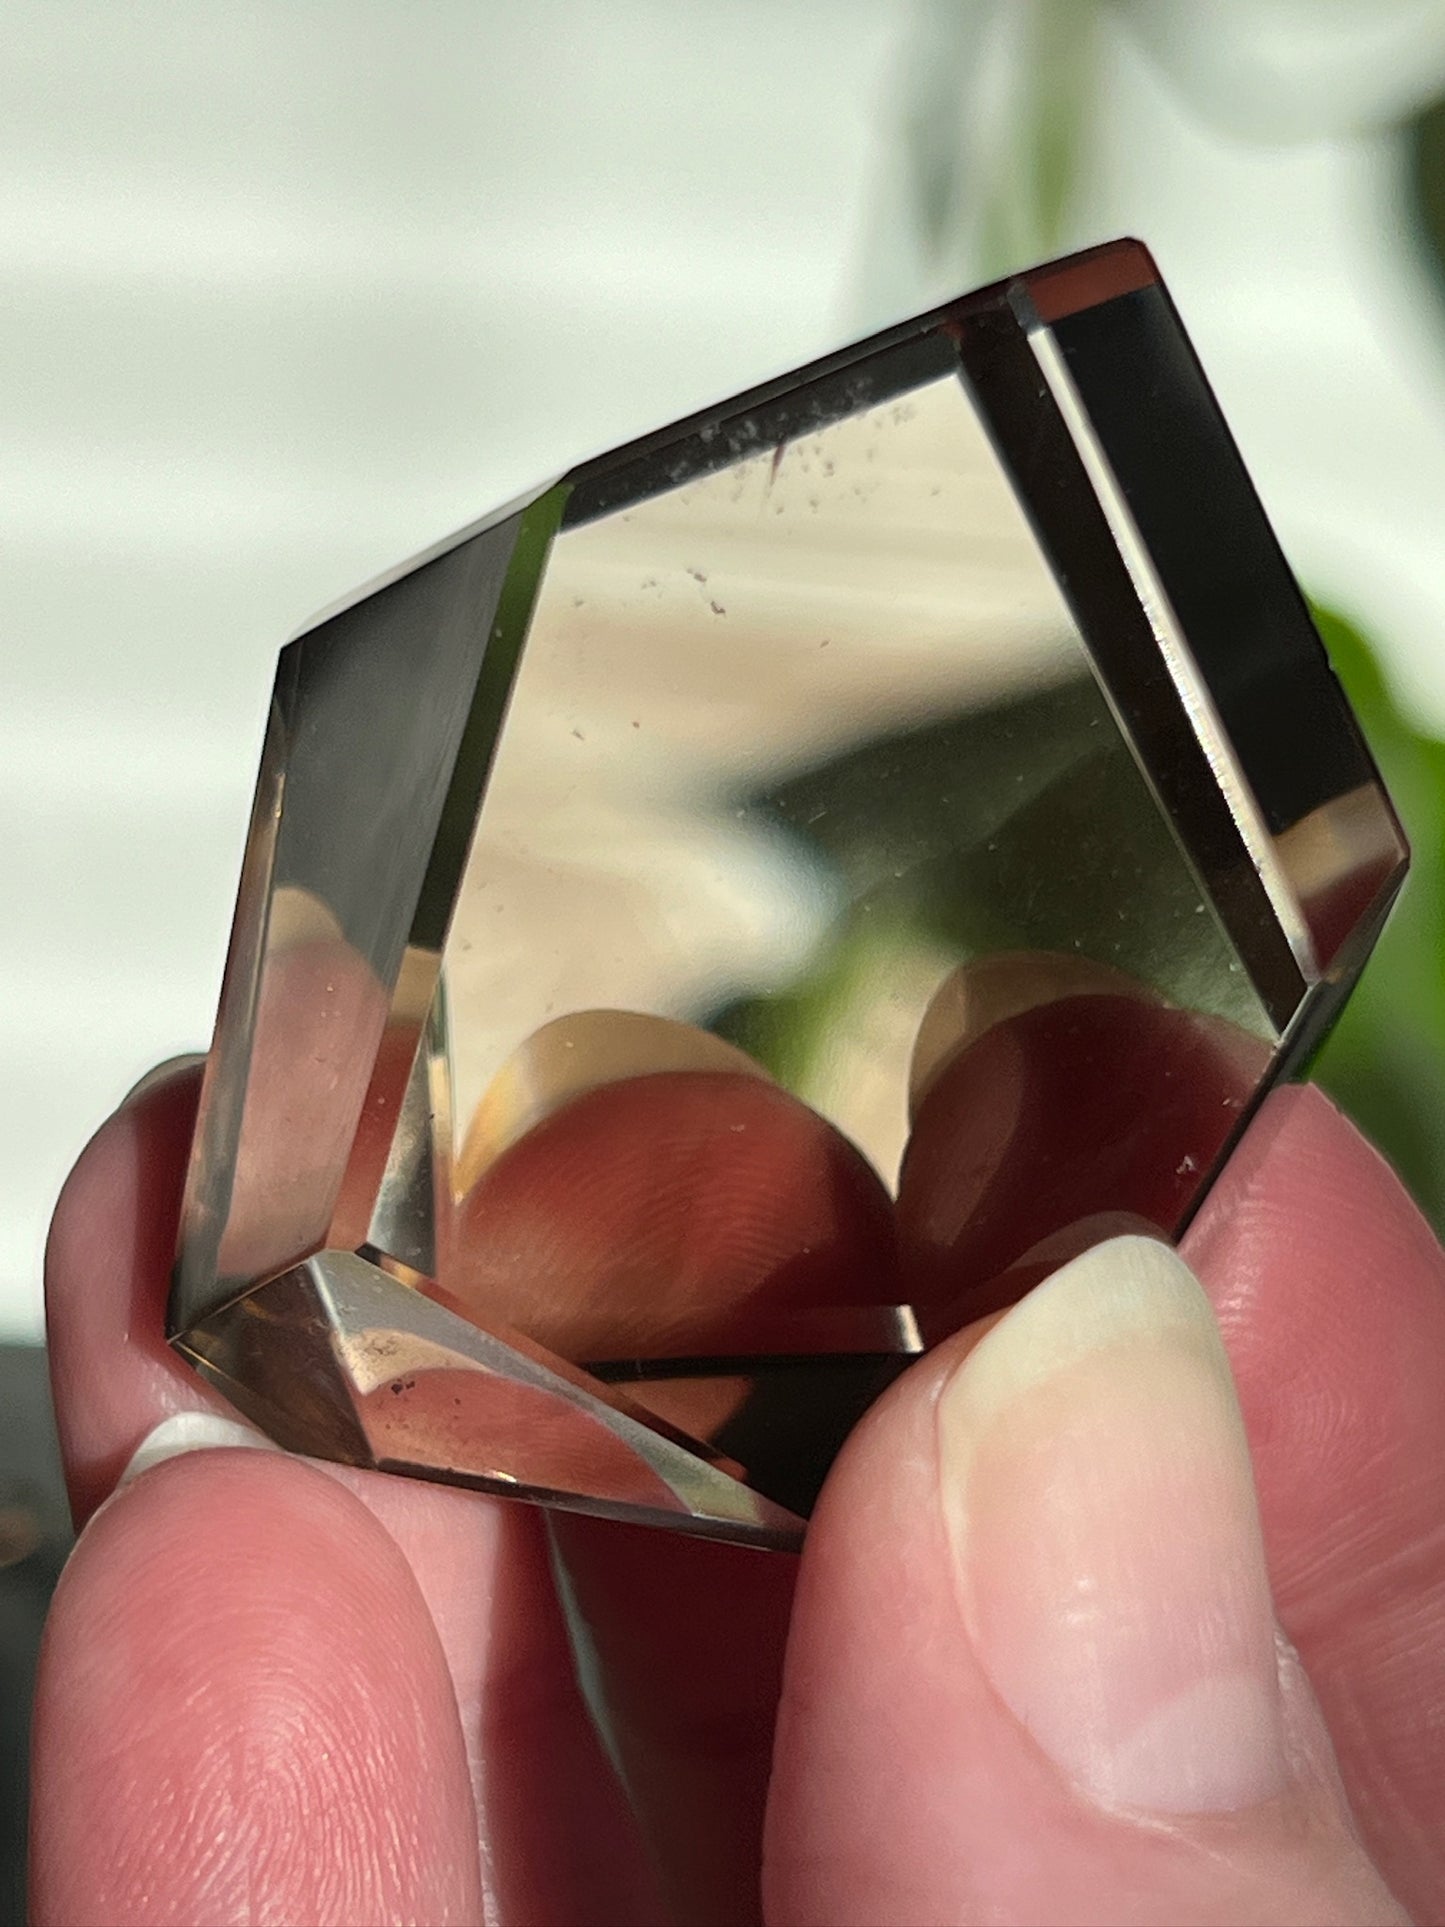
[1311,607,1445,1228]
[0,1345,70,1925]
[1406,91,1445,305]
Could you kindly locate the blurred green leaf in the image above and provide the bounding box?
[1029,0,1095,256]
[897,0,1098,289]
[977,1,1097,277]
[1404,92,1445,305]
[1310,604,1445,1227]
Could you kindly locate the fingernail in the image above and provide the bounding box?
[117,1412,281,1489]
[936,1234,1287,1814]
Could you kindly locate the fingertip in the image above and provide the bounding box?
[768,1247,1404,1926]
[1182,1081,1445,1920]
[46,1060,199,1297]
[1181,1077,1445,1511]
[45,1065,225,1526]
[32,1448,481,1927]
[1186,1078,1440,1290]
[45,1057,203,1322]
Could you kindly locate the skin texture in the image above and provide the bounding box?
[32,1063,1445,1925]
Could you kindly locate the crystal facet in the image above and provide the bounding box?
[170,241,1407,1548]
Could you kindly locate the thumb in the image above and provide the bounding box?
[765,1236,1405,1926]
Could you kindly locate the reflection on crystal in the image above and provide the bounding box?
[442,1058,899,1366]
[172,240,1408,1546]
[896,973,1274,1334]
[444,375,1276,1189]
[456,1009,769,1190]
[1278,786,1415,968]
[908,952,1162,1115]
[178,1248,800,1541]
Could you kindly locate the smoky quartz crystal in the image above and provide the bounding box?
[169,240,1407,1548]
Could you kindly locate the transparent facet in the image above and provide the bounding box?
[171,241,1408,1546]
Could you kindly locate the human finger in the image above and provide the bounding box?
[44,1066,662,1926]
[766,1235,1405,1926]
[31,1447,484,1926]
[1185,1082,1445,1924]
[45,1063,229,1524]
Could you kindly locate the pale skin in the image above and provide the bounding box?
[31,1061,1445,1925]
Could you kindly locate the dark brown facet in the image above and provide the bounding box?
[170,240,1408,1547]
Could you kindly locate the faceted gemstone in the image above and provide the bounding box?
[170,240,1407,1548]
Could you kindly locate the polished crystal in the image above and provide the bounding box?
[170,241,1407,1547]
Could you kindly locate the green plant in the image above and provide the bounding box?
[1310,606,1445,1225]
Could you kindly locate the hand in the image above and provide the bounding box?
[32,1063,1445,1924]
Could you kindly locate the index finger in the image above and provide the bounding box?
[41,1067,662,1927]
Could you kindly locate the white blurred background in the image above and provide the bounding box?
[7,0,1445,1339]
